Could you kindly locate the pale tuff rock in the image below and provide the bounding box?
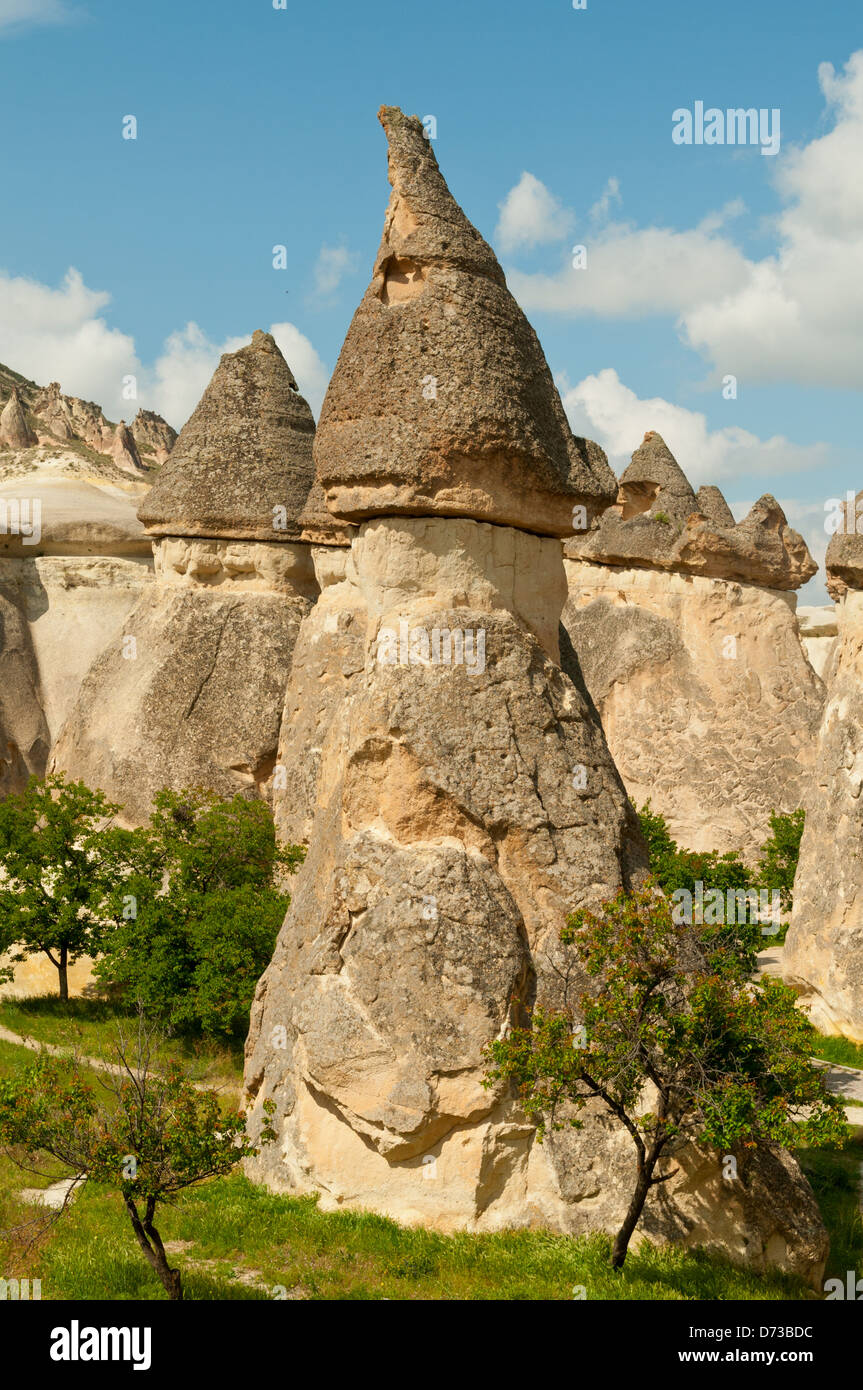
[569,433,816,590]
[562,434,823,857]
[0,389,156,768]
[154,536,317,598]
[49,564,311,826]
[272,542,367,847]
[562,563,824,858]
[51,335,317,823]
[298,477,355,548]
[313,107,616,537]
[246,517,824,1280]
[131,409,177,467]
[0,387,36,449]
[8,556,153,746]
[796,605,837,681]
[111,420,145,476]
[0,576,50,794]
[244,114,824,1277]
[785,508,863,1038]
[138,331,316,543]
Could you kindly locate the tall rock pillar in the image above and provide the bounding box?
[50,332,317,823]
[243,111,825,1280]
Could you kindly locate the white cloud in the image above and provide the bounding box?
[508,51,863,389]
[0,267,330,428]
[510,223,751,317]
[559,367,828,485]
[589,177,622,224]
[310,245,358,300]
[0,268,141,411]
[0,0,81,34]
[495,172,573,254]
[268,321,329,416]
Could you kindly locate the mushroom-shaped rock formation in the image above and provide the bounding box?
[562,435,824,859]
[50,333,317,824]
[313,107,617,537]
[785,496,863,1038]
[243,113,825,1283]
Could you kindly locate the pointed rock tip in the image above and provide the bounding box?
[312,108,614,536]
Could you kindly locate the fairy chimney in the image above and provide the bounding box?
[243,111,825,1282]
[50,332,317,823]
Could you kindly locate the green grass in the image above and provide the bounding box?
[810,1031,863,1071]
[0,1028,855,1302]
[1,1172,815,1302]
[0,995,243,1088]
[797,1131,863,1281]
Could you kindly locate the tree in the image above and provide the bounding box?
[0,1017,276,1300]
[757,809,805,912]
[0,775,120,1001]
[94,789,303,1036]
[484,883,847,1269]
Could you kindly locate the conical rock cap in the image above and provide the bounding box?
[139,331,315,542]
[314,107,616,537]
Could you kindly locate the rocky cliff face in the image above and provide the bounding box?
[785,503,863,1039]
[563,434,824,859]
[0,365,167,785]
[50,332,317,824]
[243,110,825,1281]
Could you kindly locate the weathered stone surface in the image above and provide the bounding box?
[111,420,145,475]
[824,494,863,598]
[562,561,825,859]
[51,337,318,823]
[313,108,616,536]
[245,516,824,1280]
[298,477,355,548]
[131,409,177,467]
[0,400,157,776]
[785,522,863,1038]
[695,483,735,528]
[0,387,36,449]
[272,543,366,847]
[0,575,50,794]
[50,542,313,824]
[138,331,315,543]
[568,435,816,590]
[8,556,153,744]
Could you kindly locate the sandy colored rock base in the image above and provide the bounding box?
[785,590,863,1039]
[50,539,315,824]
[245,517,824,1283]
[562,560,825,859]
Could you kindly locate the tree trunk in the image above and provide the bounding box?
[58,944,68,1003]
[123,1195,183,1301]
[611,1163,653,1269]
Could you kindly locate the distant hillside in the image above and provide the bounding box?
[0,361,176,474]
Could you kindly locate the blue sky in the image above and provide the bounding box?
[1,0,861,598]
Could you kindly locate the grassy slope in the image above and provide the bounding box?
[0,996,242,1088]
[0,1012,860,1301]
